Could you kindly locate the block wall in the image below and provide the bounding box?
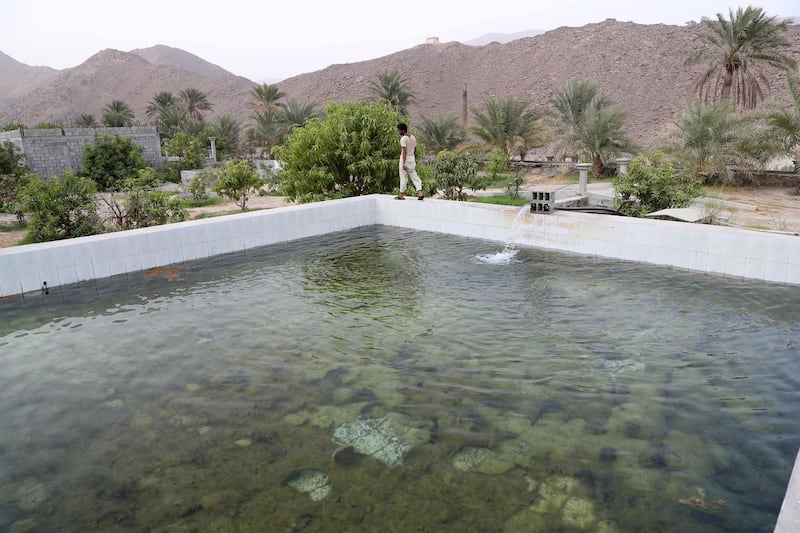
[2,127,162,178]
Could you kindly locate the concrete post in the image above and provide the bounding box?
[616,157,631,175]
[576,163,591,196]
[208,137,217,164]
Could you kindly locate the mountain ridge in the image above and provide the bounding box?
[1,20,799,151]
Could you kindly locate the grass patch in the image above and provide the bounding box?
[0,223,25,233]
[178,197,225,209]
[470,195,531,207]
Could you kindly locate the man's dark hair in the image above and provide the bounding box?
[397,123,408,132]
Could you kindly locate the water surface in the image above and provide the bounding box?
[1,226,798,532]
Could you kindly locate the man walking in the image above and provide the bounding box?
[396,123,423,200]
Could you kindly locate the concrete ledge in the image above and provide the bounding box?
[776,449,800,532]
[2,195,799,298]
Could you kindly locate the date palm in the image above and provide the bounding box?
[551,80,633,176]
[178,87,213,121]
[686,6,796,110]
[250,83,286,114]
[418,113,465,153]
[470,96,545,160]
[369,70,415,116]
[101,100,134,127]
[763,76,800,171]
[74,114,98,128]
[280,99,317,130]
[208,115,242,158]
[146,91,178,119]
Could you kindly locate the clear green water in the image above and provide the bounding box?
[1,226,799,532]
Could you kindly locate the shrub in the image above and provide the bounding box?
[20,172,103,242]
[613,151,702,216]
[81,135,149,191]
[213,160,266,210]
[104,169,186,230]
[431,151,483,201]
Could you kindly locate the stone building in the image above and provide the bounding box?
[0,127,162,178]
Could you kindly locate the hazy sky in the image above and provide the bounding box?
[1,0,795,82]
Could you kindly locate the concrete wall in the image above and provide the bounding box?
[1,195,799,298]
[0,127,162,178]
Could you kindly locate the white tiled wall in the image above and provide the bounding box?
[2,194,799,298]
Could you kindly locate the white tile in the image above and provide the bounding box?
[763,259,789,284]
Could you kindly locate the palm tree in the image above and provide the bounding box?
[550,80,634,176]
[250,83,286,114]
[178,87,213,121]
[573,98,636,177]
[670,98,753,183]
[243,108,284,156]
[686,6,796,110]
[280,98,317,130]
[208,115,242,158]
[368,71,415,116]
[550,80,611,140]
[470,96,545,160]
[157,106,189,139]
[146,91,178,119]
[101,100,134,127]
[418,113,465,153]
[74,114,98,128]
[764,76,800,171]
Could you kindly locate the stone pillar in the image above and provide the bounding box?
[616,157,631,175]
[208,137,217,164]
[576,163,591,196]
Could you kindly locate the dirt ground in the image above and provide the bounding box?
[1,185,799,249]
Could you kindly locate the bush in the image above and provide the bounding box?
[20,172,103,242]
[431,151,483,201]
[81,135,149,191]
[213,160,265,210]
[104,169,187,230]
[613,150,702,216]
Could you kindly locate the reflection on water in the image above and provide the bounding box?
[1,226,799,532]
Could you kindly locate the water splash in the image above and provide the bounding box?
[474,204,529,265]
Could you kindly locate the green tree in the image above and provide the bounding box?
[431,151,482,201]
[101,100,135,127]
[669,99,754,183]
[250,83,286,114]
[470,96,545,160]
[369,71,416,116]
[155,105,189,139]
[272,101,403,202]
[213,159,265,210]
[178,88,213,121]
[686,6,796,110]
[164,131,207,171]
[74,114,98,128]
[19,171,103,242]
[80,134,149,191]
[418,113,465,153]
[614,151,702,216]
[551,81,634,176]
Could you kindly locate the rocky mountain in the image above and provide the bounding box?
[129,44,235,79]
[0,49,256,127]
[1,19,799,151]
[0,51,59,108]
[464,29,545,46]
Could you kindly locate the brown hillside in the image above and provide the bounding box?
[1,20,798,150]
[277,20,800,150]
[0,51,59,108]
[130,44,235,79]
[0,49,256,127]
